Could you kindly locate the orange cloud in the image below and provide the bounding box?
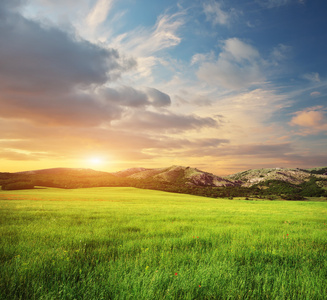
[289,107,327,135]
[290,110,324,127]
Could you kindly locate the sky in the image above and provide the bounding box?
[0,0,327,175]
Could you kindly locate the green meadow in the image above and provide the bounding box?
[0,187,326,299]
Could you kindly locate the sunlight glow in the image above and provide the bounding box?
[89,157,102,165]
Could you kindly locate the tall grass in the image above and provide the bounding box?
[0,187,326,299]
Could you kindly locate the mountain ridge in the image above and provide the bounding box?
[7,165,327,187]
[1,165,327,198]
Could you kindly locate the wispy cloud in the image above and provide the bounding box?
[86,0,114,30]
[112,12,184,57]
[197,38,264,89]
[108,11,185,81]
[303,72,320,83]
[270,43,292,64]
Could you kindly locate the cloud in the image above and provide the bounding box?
[229,143,293,157]
[146,88,171,107]
[270,44,292,64]
[112,111,218,133]
[203,1,231,26]
[0,0,24,11]
[0,118,222,164]
[197,38,264,89]
[100,86,171,108]
[303,72,320,83]
[148,137,229,152]
[0,1,222,166]
[86,0,114,30]
[163,142,293,162]
[1,90,125,126]
[0,150,41,161]
[224,38,259,62]
[190,52,215,65]
[175,92,212,107]
[310,91,321,97]
[289,106,327,134]
[109,11,185,80]
[0,3,139,126]
[101,86,148,108]
[0,5,133,93]
[112,12,184,57]
[0,119,159,161]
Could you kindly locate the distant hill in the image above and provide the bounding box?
[226,167,327,188]
[16,167,110,176]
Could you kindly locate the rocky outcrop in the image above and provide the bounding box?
[189,172,235,187]
[226,167,327,187]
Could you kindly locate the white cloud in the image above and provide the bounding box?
[197,38,264,89]
[224,38,259,62]
[203,1,230,26]
[112,12,184,57]
[108,11,185,81]
[303,72,320,83]
[190,52,215,65]
[86,0,114,30]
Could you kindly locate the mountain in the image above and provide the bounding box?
[1,165,326,198]
[115,165,237,187]
[226,167,327,188]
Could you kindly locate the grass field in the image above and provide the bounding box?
[1,187,326,299]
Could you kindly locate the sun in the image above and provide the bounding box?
[89,157,102,165]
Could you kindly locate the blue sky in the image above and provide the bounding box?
[0,0,326,174]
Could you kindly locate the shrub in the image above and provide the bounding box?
[1,182,34,190]
[281,194,305,201]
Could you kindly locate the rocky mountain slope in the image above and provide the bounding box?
[114,165,237,187]
[226,167,327,188]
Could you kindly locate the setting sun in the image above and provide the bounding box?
[89,157,102,165]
